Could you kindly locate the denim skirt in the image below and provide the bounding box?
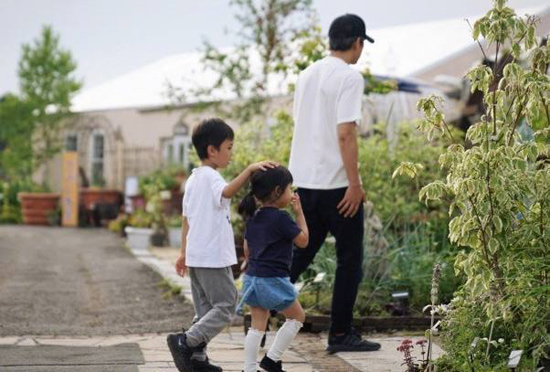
[241,275,297,311]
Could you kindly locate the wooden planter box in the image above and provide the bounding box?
[80,189,122,210]
[18,192,60,226]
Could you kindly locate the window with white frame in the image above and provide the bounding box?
[179,143,185,163]
[167,144,174,163]
[65,134,78,151]
[90,133,105,186]
[162,122,191,168]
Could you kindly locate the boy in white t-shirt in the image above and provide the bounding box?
[167,118,275,372]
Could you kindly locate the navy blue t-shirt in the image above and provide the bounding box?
[244,207,302,277]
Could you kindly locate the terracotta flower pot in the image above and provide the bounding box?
[80,189,122,210]
[18,192,60,226]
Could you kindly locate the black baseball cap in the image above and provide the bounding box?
[328,14,375,44]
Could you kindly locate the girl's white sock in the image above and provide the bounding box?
[266,319,303,361]
[244,327,265,372]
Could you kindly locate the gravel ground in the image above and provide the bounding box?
[0,225,194,336]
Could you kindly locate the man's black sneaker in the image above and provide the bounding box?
[167,333,195,372]
[326,331,381,353]
[259,355,286,372]
[191,357,223,372]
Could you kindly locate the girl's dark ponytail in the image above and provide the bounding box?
[238,190,257,219]
[238,165,293,219]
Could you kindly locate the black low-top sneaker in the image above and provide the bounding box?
[191,357,223,371]
[326,331,381,353]
[259,355,286,372]
[167,333,195,372]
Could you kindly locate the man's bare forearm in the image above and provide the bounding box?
[338,124,361,187]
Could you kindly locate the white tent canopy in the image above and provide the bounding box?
[71,6,546,113]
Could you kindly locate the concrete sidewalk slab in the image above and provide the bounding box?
[0,329,443,371]
[0,343,143,365]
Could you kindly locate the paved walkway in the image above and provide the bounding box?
[130,243,444,371]
[0,226,194,336]
[0,331,441,371]
[0,227,443,371]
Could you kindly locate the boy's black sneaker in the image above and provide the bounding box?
[259,355,286,372]
[167,333,195,372]
[191,342,222,371]
[191,357,223,372]
[326,330,381,353]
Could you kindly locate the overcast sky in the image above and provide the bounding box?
[1,0,547,96]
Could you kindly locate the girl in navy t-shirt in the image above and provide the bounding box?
[238,166,309,372]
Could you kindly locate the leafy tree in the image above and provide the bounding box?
[395,0,550,368]
[0,94,34,180]
[18,25,82,185]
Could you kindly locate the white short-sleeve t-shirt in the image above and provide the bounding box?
[182,166,237,268]
[289,56,364,189]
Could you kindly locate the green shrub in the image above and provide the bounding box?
[397,1,550,367]
[359,123,456,228]
[0,179,46,224]
[298,222,463,316]
[127,209,154,228]
[435,293,538,371]
[108,214,129,234]
[138,165,185,196]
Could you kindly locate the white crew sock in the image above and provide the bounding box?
[244,327,265,372]
[266,319,303,361]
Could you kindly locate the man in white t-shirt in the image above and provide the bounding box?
[289,14,381,353]
[166,118,275,372]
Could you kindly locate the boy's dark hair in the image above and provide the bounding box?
[238,166,293,219]
[192,118,234,160]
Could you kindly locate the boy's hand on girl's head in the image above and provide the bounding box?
[248,160,278,173]
[175,255,187,277]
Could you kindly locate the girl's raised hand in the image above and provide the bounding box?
[291,192,303,214]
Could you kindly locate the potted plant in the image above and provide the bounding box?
[124,210,154,251]
[138,167,184,215]
[167,214,182,248]
[108,213,129,237]
[18,187,59,226]
[144,184,170,247]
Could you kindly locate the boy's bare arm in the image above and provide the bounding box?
[175,217,189,277]
[222,161,278,199]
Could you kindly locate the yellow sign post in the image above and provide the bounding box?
[62,152,79,227]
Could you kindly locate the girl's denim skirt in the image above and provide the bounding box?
[240,274,297,312]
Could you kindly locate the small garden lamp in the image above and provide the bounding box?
[313,272,326,310]
[389,290,409,316]
[506,350,523,371]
